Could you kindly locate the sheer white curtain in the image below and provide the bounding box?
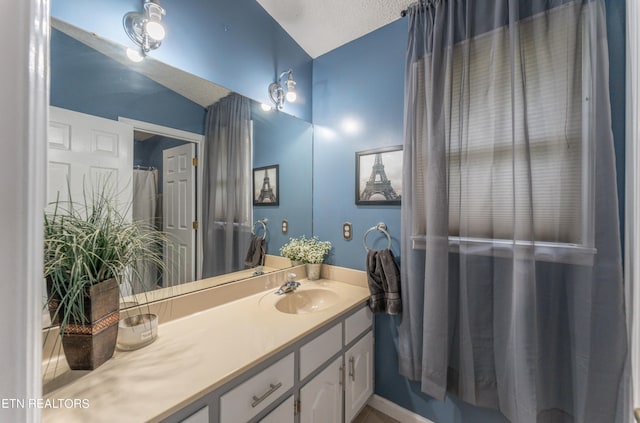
[202,94,252,278]
[399,1,628,422]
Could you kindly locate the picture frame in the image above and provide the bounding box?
[356,145,403,205]
[253,164,279,206]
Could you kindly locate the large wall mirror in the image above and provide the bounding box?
[45,18,313,324]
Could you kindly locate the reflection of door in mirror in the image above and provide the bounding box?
[47,106,138,296]
[133,129,200,290]
[163,143,195,286]
[46,107,202,298]
[47,106,133,219]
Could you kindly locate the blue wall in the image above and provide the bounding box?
[311,0,626,421]
[252,103,314,256]
[51,0,312,121]
[312,21,405,270]
[50,29,206,134]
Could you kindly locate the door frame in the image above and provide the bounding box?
[627,0,640,415]
[3,1,48,421]
[119,117,205,280]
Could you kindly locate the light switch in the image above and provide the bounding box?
[343,222,352,241]
[282,219,288,234]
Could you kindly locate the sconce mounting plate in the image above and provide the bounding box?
[123,11,162,52]
[268,82,284,110]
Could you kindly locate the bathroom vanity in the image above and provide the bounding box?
[170,303,373,423]
[42,266,372,423]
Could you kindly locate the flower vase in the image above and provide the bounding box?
[291,260,304,266]
[306,263,322,281]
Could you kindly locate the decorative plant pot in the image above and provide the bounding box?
[59,278,120,370]
[306,263,322,281]
[291,260,304,266]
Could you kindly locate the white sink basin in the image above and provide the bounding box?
[271,288,340,314]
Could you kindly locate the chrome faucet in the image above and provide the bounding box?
[276,272,300,295]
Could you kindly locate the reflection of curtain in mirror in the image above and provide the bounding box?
[132,169,159,291]
[202,94,252,278]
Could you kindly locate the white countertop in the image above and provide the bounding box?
[42,278,369,423]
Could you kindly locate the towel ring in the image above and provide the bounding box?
[252,219,268,240]
[363,222,392,252]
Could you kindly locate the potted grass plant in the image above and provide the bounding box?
[279,235,332,280]
[44,184,166,370]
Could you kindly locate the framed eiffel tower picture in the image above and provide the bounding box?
[253,164,279,206]
[356,145,403,205]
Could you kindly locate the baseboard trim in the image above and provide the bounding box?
[368,394,436,423]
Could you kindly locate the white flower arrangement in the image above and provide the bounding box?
[279,235,332,264]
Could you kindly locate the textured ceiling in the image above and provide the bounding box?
[256,0,413,58]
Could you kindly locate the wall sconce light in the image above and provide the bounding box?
[268,69,297,110]
[123,0,166,59]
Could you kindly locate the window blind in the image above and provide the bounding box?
[411,3,587,246]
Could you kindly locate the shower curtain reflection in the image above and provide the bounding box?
[132,168,160,291]
[202,94,252,278]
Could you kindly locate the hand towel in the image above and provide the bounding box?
[366,248,402,315]
[244,234,265,268]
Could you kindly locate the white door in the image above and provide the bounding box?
[48,106,133,219]
[344,331,374,422]
[300,357,343,423]
[163,143,196,286]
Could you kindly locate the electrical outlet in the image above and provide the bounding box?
[342,222,353,240]
[282,219,288,234]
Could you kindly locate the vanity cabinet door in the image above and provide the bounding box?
[344,331,374,423]
[300,357,343,423]
[258,396,294,423]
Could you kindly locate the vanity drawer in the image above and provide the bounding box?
[219,353,294,423]
[179,406,209,423]
[299,322,342,380]
[344,306,373,345]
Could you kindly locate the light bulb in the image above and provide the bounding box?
[284,73,296,103]
[145,21,165,40]
[285,91,297,103]
[126,47,144,62]
[261,103,273,111]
